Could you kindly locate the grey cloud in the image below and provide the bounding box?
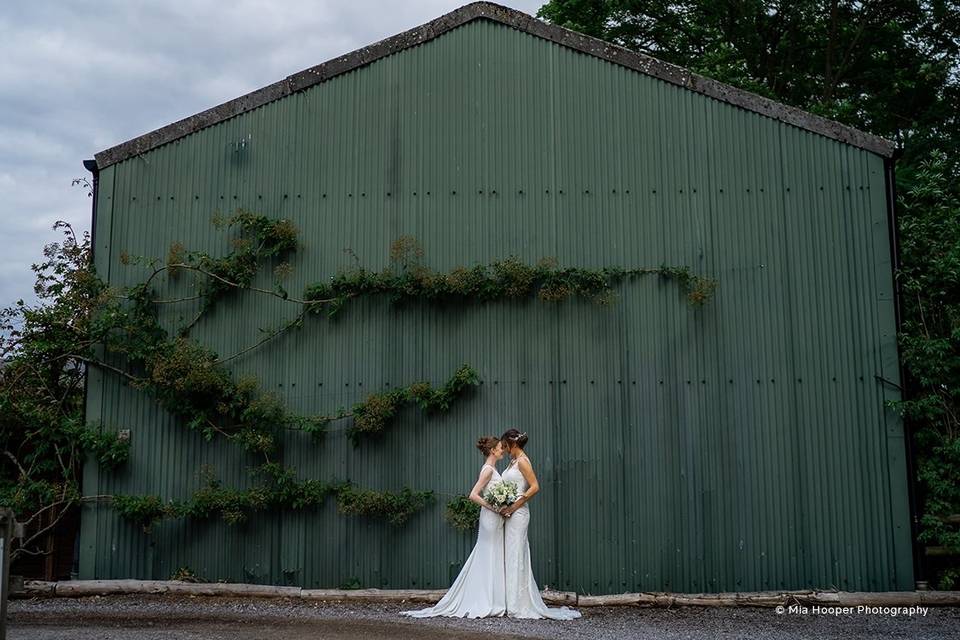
[0,1,545,311]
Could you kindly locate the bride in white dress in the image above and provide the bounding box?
[400,436,508,618]
[499,428,582,620]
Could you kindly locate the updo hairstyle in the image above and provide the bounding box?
[476,435,500,456]
[500,428,528,449]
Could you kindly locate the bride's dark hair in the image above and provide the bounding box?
[501,428,528,449]
[476,436,500,456]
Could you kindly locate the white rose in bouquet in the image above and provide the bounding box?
[482,479,519,509]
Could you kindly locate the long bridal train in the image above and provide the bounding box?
[399,432,582,621]
[400,463,506,618]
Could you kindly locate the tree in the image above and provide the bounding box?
[894,150,960,589]
[536,0,960,189]
[0,221,127,565]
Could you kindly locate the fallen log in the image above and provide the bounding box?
[920,591,960,606]
[53,579,300,598]
[11,580,960,608]
[542,589,578,606]
[578,593,643,606]
[302,588,445,602]
[837,591,922,606]
[576,589,960,608]
[22,580,56,596]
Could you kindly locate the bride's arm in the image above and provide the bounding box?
[505,458,539,515]
[468,466,498,512]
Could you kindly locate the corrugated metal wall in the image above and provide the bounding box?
[80,18,912,594]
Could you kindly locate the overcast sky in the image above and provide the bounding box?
[0,0,544,311]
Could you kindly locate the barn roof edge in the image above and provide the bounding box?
[93,1,897,168]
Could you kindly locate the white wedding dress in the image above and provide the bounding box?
[400,463,506,618]
[502,455,582,620]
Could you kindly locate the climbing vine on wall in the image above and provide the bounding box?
[444,494,482,532]
[98,210,490,531]
[302,237,718,316]
[111,463,435,532]
[1,206,718,554]
[347,363,481,446]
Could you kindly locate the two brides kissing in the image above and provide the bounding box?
[400,428,582,620]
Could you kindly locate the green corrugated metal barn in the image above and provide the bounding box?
[80,1,913,594]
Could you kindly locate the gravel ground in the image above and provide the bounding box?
[7,593,960,640]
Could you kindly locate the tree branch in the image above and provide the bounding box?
[69,354,144,384]
[214,307,310,365]
[3,450,26,478]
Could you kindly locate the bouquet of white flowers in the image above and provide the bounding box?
[482,479,520,509]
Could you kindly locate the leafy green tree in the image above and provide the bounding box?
[536,1,960,188]
[0,222,129,563]
[894,150,960,588]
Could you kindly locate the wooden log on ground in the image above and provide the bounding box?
[576,589,952,608]
[673,593,741,607]
[164,582,301,598]
[542,589,578,606]
[737,590,814,607]
[30,580,960,607]
[581,590,812,608]
[54,579,299,598]
[301,588,446,602]
[637,593,678,606]
[20,580,56,597]
[784,590,840,605]
[577,593,643,606]
[837,591,921,606]
[55,579,167,596]
[919,591,960,606]
[811,591,842,604]
[400,590,448,603]
[579,592,683,606]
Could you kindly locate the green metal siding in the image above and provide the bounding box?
[80,18,912,594]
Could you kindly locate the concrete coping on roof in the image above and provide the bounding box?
[92,1,896,170]
[17,580,960,607]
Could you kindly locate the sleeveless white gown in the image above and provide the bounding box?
[501,455,582,620]
[400,464,506,618]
